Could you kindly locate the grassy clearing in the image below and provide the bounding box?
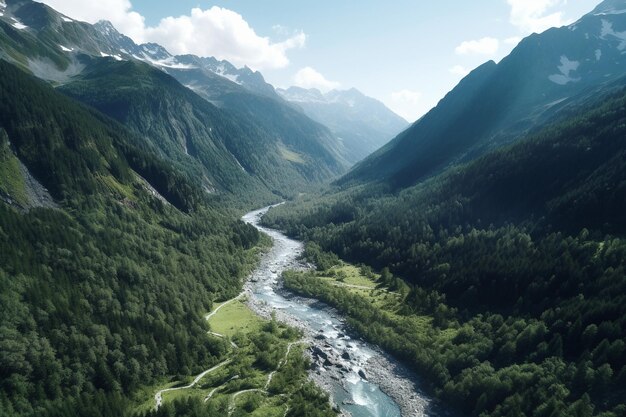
[135,292,334,416]
[207,299,263,337]
[278,145,305,164]
[130,378,179,415]
[290,261,460,345]
[162,387,207,403]
[321,264,378,288]
[0,144,28,206]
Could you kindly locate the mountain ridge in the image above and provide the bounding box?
[277,86,409,164]
[340,0,626,187]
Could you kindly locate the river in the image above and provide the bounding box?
[242,205,445,417]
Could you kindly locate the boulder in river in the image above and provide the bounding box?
[341,351,351,360]
[312,346,328,360]
[358,369,367,380]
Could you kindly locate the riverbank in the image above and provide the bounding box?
[242,206,439,417]
[245,286,433,417]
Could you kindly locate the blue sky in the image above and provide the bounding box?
[42,0,601,121]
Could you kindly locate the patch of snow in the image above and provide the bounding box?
[548,55,581,85]
[231,155,247,173]
[596,49,602,61]
[12,22,28,30]
[595,8,626,16]
[61,16,73,22]
[0,1,5,8]
[28,58,85,83]
[585,33,590,40]
[0,12,3,17]
[601,19,626,50]
[137,53,196,69]
[120,48,128,54]
[212,64,241,84]
[544,97,568,108]
[59,45,73,52]
[100,52,123,61]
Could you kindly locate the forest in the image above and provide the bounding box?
[263,86,626,416]
[0,59,270,416]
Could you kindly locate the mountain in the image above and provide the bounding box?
[57,57,342,205]
[262,70,626,417]
[276,87,409,164]
[0,0,348,203]
[159,65,350,172]
[341,0,626,187]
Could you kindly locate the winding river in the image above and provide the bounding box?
[242,206,442,417]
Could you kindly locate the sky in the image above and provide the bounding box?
[41,0,601,122]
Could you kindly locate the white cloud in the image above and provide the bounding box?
[504,36,523,45]
[292,67,340,92]
[40,0,146,41]
[449,65,470,77]
[145,8,305,70]
[455,37,499,55]
[507,0,571,34]
[39,1,305,70]
[388,89,422,121]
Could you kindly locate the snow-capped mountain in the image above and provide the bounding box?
[0,0,276,97]
[89,19,278,98]
[277,87,408,163]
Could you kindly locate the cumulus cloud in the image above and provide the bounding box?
[508,0,570,34]
[145,8,305,70]
[504,36,523,46]
[388,89,422,122]
[292,67,340,92]
[40,1,305,70]
[449,65,470,77]
[455,37,499,55]
[40,0,146,41]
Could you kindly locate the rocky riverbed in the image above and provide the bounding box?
[242,206,448,417]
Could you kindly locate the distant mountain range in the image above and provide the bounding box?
[0,0,363,204]
[342,0,626,187]
[277,87,408,164]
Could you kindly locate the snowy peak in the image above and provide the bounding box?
[277,87,394,114]
[94,19,116,34]
[277,87,326,103]
[139,42,171,60]
[277,87,370,106]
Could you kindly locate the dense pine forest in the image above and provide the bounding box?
[0,59,267,415]
[263,85,626,416]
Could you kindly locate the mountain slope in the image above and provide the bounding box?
[277,87,408,164]
[0,58,265,416]
[342,0,626,187]
[0,0,348,202]
[57,57,321,203]
[166,64,350,174]
[263,76,626,417]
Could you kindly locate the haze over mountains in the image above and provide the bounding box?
[277,86,408,163]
